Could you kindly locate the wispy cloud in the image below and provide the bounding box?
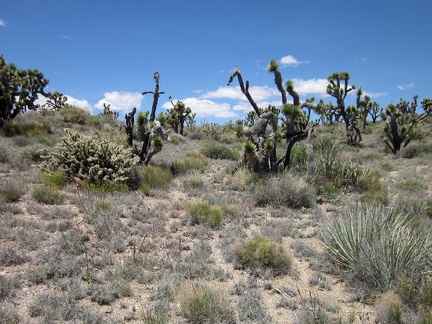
[62,35,73,40]
[95,91,143,114]
[362,91,388,98]
[397,82,414,90]
[0,19,6,27]
[280,55,310,67]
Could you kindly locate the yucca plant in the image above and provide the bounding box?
[322,204,430,291]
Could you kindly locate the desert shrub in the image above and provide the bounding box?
[233,235,292,275]
[201,141,239,160]
[129,165,172,194]
[313,139,377,190]
[178,283,236,324]
[28,290,76,322]
[42,169,68,187]
[0,302,21,324]
[0,245,31,266]
[183,172,205,189]
[403,142,432,158]
[397,179,429,192]
[187,200,223,228]
[0,275,20,301]
[59,105,89,125]
[322,204,430,291]
[32,185,65,205]
[172,150,208,174]
[21,143,46,162]
[0,180,26,203]
[238,289,272,323]
[39,129,139,186]
[360,176,389,205]
[249,172,316,209]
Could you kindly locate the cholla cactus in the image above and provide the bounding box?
[39,129,139,185]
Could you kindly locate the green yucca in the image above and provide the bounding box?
[322,204,430,291]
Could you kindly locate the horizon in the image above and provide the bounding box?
[1,0,431,124]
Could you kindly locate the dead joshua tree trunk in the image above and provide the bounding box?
[139,72,167,164]
[125,107,136,147]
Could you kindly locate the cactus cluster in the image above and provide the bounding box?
[39,129,139,185]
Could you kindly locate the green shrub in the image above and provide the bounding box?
[187,200,223,228]
[138,165,172,194]
[32,186,65,205]
[396,179,429,192]
[402,142,432,158]
[172,150,208,174]
[39,129,139,186]
[201,141,239,160]
[42,169,68,188]
[178,283,235,324]
[322,204,430,291]
[313,139,377,190]
[59,106,89,125]
[249,173,316,209]
[233,235,292,275]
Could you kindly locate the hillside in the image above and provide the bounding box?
[1,109,432,323]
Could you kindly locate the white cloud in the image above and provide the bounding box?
[95,91,142,114]
[280,55,309,67]
[202,86,245,101]
[397,82,414,90]
[163,98,238,118]
[0,19,6,27]
[66,96,91,111]
[202,85,279,102]
[290,78,328,96]
[62,35,73,40]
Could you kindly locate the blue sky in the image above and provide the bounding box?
[1,0,431,123]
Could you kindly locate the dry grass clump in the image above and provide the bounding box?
[249,172,316,209]
[171,150,208,173]
[177,282,236,324]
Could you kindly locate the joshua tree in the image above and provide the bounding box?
[166,97,195,135]
[382,96,432,153]
[124,72,169,165]
[368,101,383,123]
[0,56,66,126]
[227,60,315,173]
[326,72,363,145]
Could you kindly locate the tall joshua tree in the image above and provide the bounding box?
[227,60,315,173]
[382,96,432,153]
[326,72,363,145]
[0,56,66,126]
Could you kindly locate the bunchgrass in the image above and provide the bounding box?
[172,150,208,173]
[178,283,236,324]
[32,185,65,205]
[233,235,292,276]
[187,200,224,229]
[201,140,239,160]
[138,165,172,194]
[0,180,26,203]
[249,172,316,209]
